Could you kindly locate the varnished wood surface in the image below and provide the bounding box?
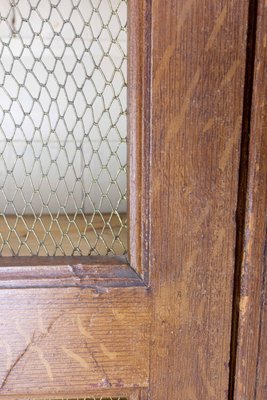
[0,256,144,289]
[0,287,150,395]
[256,243,267,400]
[1,1,267,398]
[233,0,267,398]
[127,0,150,282]
[0,388,143,400]
[148,0,249,399]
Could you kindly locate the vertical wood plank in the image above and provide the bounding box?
[233,0,267,398]
[128,0,151,281]
[148,1,249,398]
[255,249,267,400]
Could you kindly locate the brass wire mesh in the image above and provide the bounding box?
[0,0,127,256]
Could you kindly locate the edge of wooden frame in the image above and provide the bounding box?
[0,1,152,290]
[0,256,145,289]
[0,387,145,399]
[127,0,151,284]
[231,0,267,397]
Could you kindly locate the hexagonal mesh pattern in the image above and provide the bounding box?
[0,0,127,256]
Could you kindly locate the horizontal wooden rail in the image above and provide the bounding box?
[0,256,145,289]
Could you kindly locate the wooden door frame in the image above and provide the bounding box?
[0,0,151,291]
[232,0,267,398]
[0,0,266,399]
[147,0,254,398]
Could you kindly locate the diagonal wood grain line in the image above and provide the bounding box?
[153,0,195,88]
[0,333,35,389]
[205,4,228,51]
[164,68,200,145]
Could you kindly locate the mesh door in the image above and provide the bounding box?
[0,0,127,256]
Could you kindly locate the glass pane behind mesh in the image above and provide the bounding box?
[0,0,127,256]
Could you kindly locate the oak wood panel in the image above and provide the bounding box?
[148,1,249,398]
[0,388,142,400]
[0,287,150,396]
[233,0,267,397]
[128,0,151,282]
[0,256,144,289]
[255,243,267,400]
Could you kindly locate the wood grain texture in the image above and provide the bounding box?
[255,245,267,400]
[0,388,141,399]
[233,0,267,397]
[0,287,150,396]
[0,256,144,289]
[148,0,249,398]
[127,0,151,282]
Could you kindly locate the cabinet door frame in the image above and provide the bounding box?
[0,0,151,290]
[1,0,266,399]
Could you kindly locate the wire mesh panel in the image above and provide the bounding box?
[0,0,127,256]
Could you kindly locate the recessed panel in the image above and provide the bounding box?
[0,288,149,394]
[0,0,127,256]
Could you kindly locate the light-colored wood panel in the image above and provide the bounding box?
[0,287,150,395]
[148,0,249,398]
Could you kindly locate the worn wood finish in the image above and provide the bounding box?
[0,3,151,397]
[255,244,267,400]
[255,247,267,400]
[0,256,145,289]
[0,287,150,395]
[127,0,151,282]
[2,0,267,398]
[0,388,142,399]
[233,0,267,398]
[148,1,249,398]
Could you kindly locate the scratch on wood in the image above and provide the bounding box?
[85,344,112,387]
[0,332,34,389]
[69,265,84,282]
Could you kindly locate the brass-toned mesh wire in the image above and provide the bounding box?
[0,0,127,256]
